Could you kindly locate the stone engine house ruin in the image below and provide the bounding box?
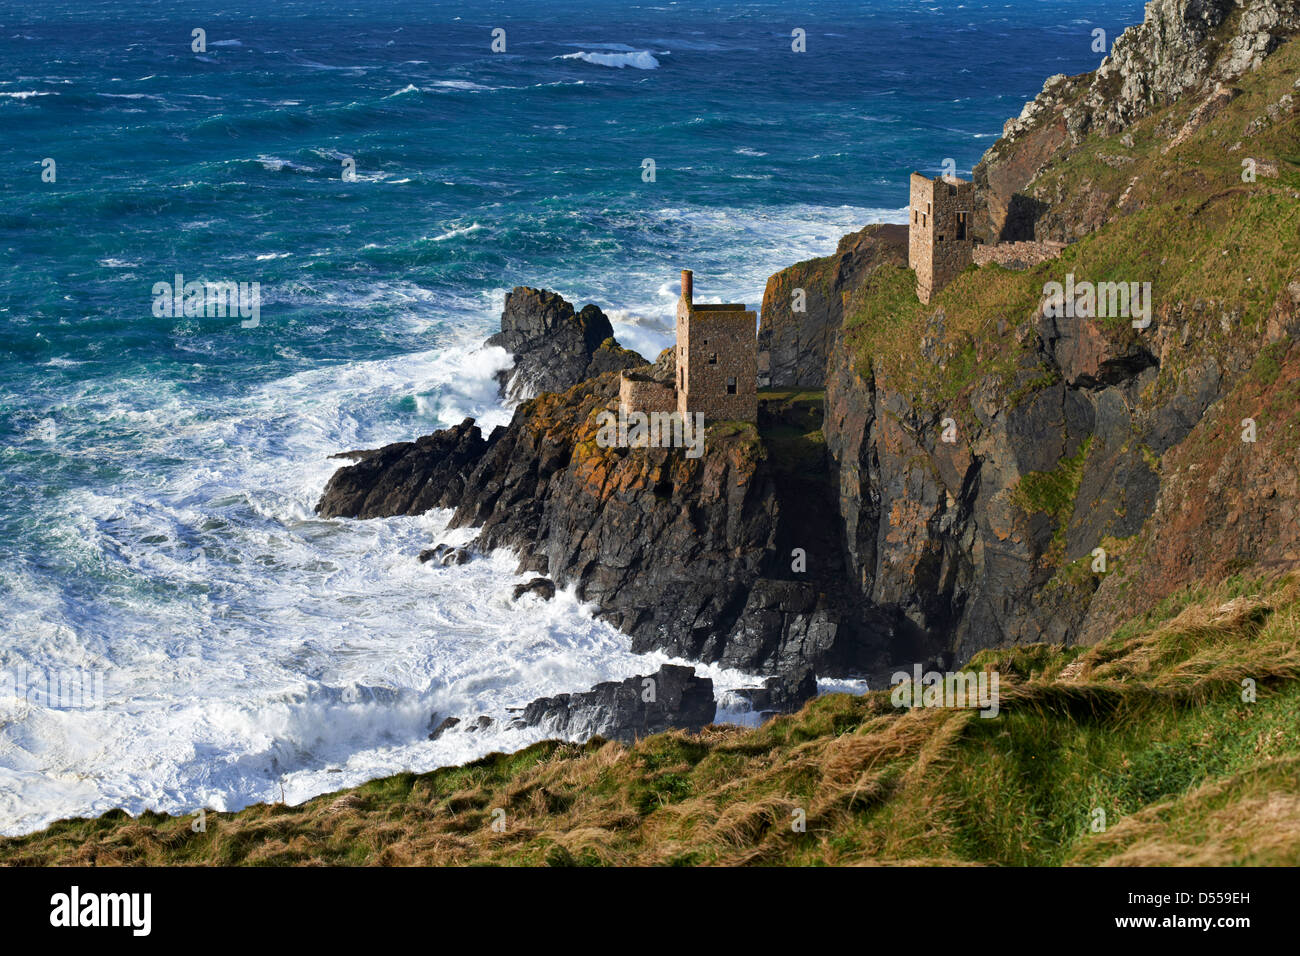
[909,172,977,304]
[619,270,757,423]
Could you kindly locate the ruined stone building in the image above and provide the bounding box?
[909,172,977,304]
[619,270,757,423]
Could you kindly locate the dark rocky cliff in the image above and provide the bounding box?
[320,358,894,677]
[820,4,1300,662]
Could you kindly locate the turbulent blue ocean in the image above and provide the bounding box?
[0,0,1143,834]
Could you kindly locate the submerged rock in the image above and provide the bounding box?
[420,544,471,566]
[512,577,556,601]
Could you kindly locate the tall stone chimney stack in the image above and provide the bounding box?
[680,269,693,304]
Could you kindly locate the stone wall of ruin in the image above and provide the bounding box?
[910,172,977,303]
[972,240,1067,268]
[619,374,677,415]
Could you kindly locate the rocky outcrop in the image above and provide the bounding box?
[1079,335,1300,644]
[822,258,1300,662]
[487,287,645,403]
[729,667,818,717]
[441,375,891,676]
[1064,0,1300,141]
[758,224,908,388]
[317,363,892,678]
[974,0,1300,240]
[513,664,716,743]
[316,418,491,519]
[420,544,471,565]
[512,577,556,601]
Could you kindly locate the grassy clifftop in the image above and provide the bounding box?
[843,34,1300,414]
[4,572,1297,866]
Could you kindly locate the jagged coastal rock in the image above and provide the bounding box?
[419,544,470,565]
[514,664,716,743]
[487,286,644,403]
[729,666,818,717]
[975,0,1300,240]
[317,418,490,520]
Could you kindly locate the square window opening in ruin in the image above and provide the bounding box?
[727,376,737,395]
[709,353,717,365]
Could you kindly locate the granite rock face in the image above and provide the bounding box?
[514,665,716,743]
[758,224,908,388]
[974,0,1300,240]
[487,287,645,403]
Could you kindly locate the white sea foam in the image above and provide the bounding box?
[0,303,775,836]
[428,79,493,91]
[257,154,317,173]
[427,223,484,242]
[559,51,660,69]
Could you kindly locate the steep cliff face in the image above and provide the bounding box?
[455,380,891,674]
[1079,331,1300,643]
[975,0,1300,240]
[824,20,1300,662]
[757,224,908,388]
